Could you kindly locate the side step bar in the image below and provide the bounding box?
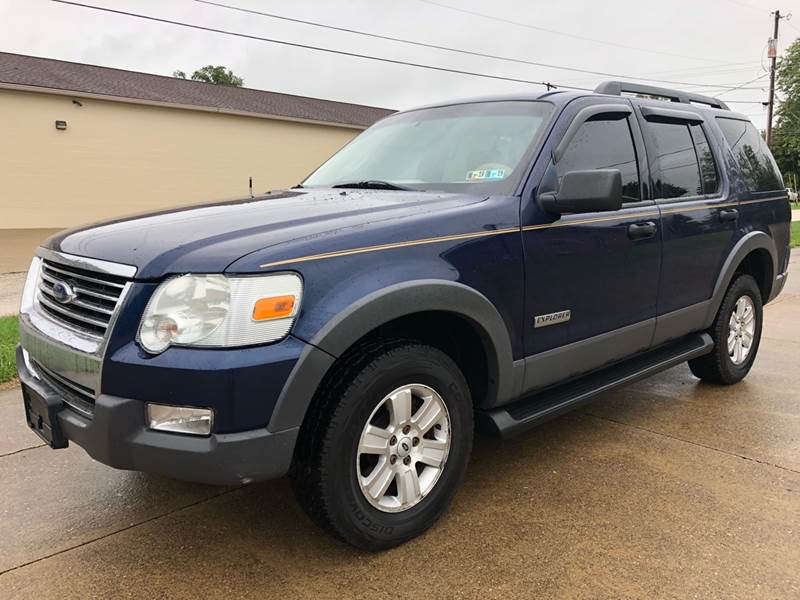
[480,333,714,439]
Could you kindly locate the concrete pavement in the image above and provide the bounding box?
[0,256,798,598]
[0,273,25,317]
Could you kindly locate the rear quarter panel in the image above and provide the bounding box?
[705,115,791,285]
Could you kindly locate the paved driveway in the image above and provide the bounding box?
[0,273,25,317]
[1,255,798,599]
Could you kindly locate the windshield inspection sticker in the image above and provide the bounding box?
[466,168,506,181]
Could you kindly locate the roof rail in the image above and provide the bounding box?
[594,80,730,111]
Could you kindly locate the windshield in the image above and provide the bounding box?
[302,101,553,194]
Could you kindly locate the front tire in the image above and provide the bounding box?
[292,340,473,551]
[688,274,763,384]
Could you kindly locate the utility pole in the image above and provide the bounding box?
[766,10,782,146]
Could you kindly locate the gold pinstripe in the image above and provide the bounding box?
[259,196,786,269]
[259,227,519,268]
[521,210,661,231]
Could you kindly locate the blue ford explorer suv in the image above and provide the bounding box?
[17,81,790,550]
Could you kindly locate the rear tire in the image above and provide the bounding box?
[688,274,762,384]
[291,340,473,551]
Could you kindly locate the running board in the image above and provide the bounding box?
[480,333,714,439]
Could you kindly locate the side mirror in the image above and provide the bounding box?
[538,169,623,214]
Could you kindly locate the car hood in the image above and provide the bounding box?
[44,188,485,279]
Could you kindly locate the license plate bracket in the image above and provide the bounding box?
[22,382,68,449]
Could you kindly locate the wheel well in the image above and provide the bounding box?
[342,311,491,409]
[735,249,773,302]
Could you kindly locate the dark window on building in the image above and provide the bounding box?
[647,120,703,199]
[716,118,782,192]
[689,123,719,194]
[556,115,641,201]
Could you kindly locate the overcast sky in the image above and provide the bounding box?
[3,0,800,130]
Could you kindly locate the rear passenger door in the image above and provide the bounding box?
[635,105,730,345]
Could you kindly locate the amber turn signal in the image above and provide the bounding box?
[252,295,296,321]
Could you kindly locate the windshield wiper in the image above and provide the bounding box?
[331,180,410,191]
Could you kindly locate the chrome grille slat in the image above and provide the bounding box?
[39,282,115,316]
[71,285,119,303]
[35,258,132,340]
[38,294,110,329]
[39,270,60,285]
[35,304,105,340]
[41,262,126,289]
[40,271,120,302]
[68,297,115,316]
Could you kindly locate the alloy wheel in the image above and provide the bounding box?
[356,384,451,513]
[728,295,756,365]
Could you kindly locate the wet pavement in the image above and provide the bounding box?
[1,254,798,599]
[0,272,25,317]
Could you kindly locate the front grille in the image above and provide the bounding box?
[33,360,95,418]
[37,259,129,338]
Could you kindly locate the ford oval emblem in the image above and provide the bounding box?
[51,280,77,304]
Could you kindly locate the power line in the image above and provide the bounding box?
[717,0,768,14]
[556,63,762,88]
[557,61,761,86]
[416,0,737,64]
[643,71,768,96]
[630,61,760,77]
[785,19,800,35]
[191,0,765,90]
[48,0,774,107]
[50,0,590,91]
[710,73,770,96]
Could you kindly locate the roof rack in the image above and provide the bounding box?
[594,81,730,111]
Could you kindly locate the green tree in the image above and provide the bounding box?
[173,65,244,87]
[772,40,800,190]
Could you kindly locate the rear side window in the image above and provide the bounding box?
[716,118,782,192]
[646,121,704,199]
[555,115,641,201]
[689,124,719,194]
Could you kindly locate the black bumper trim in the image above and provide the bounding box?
[17,345,298,486]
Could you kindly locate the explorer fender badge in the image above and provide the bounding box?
[534,310,571,328]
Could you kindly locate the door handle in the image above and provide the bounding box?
[720,208,739,223]
[628,221,657,240]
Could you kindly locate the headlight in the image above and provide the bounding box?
[138,273,302,354]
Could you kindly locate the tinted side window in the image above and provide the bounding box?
[556,115,640,201]
[689,124,719,194]
[647,121,702,199]
[716,118,782,192]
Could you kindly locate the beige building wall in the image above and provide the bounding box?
[1,87,360,270]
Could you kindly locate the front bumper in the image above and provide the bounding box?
[17,345,299,485]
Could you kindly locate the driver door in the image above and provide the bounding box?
[519,98,661,392]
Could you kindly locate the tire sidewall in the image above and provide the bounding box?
[717,275,763,381]
[323,346,472,548]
